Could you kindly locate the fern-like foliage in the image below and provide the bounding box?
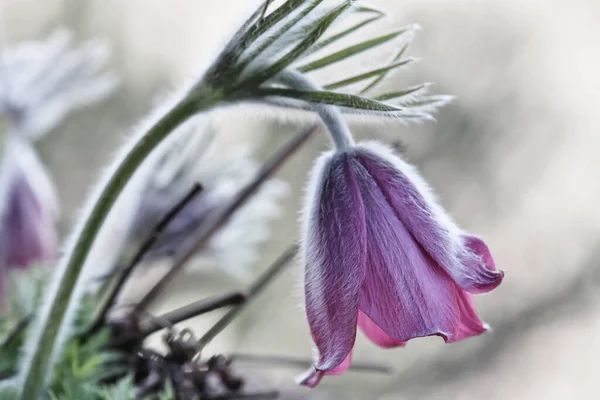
[0,268,164,399]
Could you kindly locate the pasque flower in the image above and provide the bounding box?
[299,141,504,387]
[0,136,58,269]
[0,28,117,299]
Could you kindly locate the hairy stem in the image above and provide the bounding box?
[18,85,220,399]
[275,68,354,151]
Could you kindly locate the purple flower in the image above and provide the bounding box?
[298,142,503,387]
[0,137,58,299]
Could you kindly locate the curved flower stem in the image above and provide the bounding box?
[275,69,354,151]
[18,85,220,399]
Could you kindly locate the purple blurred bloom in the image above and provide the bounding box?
[0,27,116,299]
[299,142,503,387]
[0,136,58,299]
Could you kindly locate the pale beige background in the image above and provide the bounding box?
[2,0,599,399]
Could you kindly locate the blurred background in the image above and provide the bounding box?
[2,0,599,398]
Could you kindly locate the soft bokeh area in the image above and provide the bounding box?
[3,0,599,398]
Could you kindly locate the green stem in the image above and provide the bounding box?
[18,85,220,399]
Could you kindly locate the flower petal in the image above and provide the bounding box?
[358,310,406,348]
[451,289,488,342]
[356,142,503,294]
[0,175,51,268]
[297,353,352,388]
[302,152,367,372]
[353,157,463,342]
[459,234,503,294]
[0,139,57,269]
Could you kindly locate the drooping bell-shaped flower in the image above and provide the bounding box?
[299,141,503,387]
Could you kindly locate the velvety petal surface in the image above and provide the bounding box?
[452,289,488,341]
[297,353,352,388]
[302,152,367,373]
[459,234,500,294]
[356,142,503,294]
[353,158,467,342]
[358,310,406,348]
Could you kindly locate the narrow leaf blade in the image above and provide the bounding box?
[254,87,428,117]
[355,4,386,15]
[238,0,357,87]
[374,83,430,101]
[360,28,418,93]
[304,14,384,57]
[237,0,326,73]
[298,28,410,73]
[323,58,416,90]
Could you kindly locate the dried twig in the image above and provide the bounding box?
[138,292,246,337]
[230,353,392,374]
[197,244,299,351]
[135,124,317,311]
[83,183,204,338]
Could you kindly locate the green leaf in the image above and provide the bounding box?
[304,13,385,56]
[258,0,272,22]
[355,4,386,15]
[298,28,410,73]
[253,87,425,116]
[157,381,175,400]
[100,376,136,400]
[237,0,326,74]
[0,381,19,400]
[361,38,413,93]
[401,94,454,109]
[374,83,430,101]
[210,0,272,68]
[242,0,306,47]
[237,0,356,87]
[259,96,431,121]
[208,0,304,84]
[323,58,416,90]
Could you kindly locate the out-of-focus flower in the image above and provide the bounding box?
[0,28,118,139]
[0,136,58,269]
[298,141,504,387]
[127,116,289,280]
[0,28,118,298]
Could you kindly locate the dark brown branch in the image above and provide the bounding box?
[205,391,279,400]
[1,313,33,349]
[135,124,317,311]
[229,353,392,374]
[197,244,299,350]
[83,183,203,339]
[138,292,246,337]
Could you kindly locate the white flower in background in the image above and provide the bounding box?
[0,28,118,139]
[128,115,289,280]
[0,28,118,299]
